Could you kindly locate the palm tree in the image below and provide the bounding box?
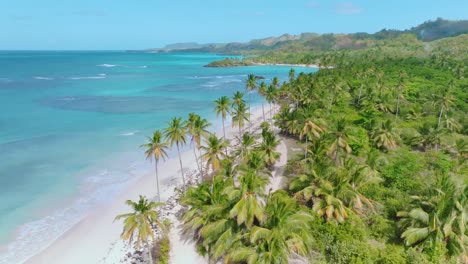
[226,191,314,264]
[115,195,164,264]
[201,134,228,176]
[258,129,281,168]
[395,71,406,120]
[372,120,399,151]
[246,74,257,130]
[433,85,455,129]
[300,119,325,159]
[214,96,231,140]
[258,82,267,122]
[325,117,352,166]
[265,85,277,121]
[186,113,202,172]
[232,91,246,107]
[288,68,295,83]
[226,170,268,228]
[411,122,444,151]
[232,102,250,135]
[191,115,211,178]
[181,175,235,262]
[164,117,187,189]
[141,130,169,202]
[271,76,280,88]
[398,176,467,260]
[235,132,257,160]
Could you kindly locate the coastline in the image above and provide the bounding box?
[26,105,270,264]
[251,62,322,68]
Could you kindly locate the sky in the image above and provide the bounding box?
[1,0,467,50]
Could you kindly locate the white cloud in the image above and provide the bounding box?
[335,2,363,14]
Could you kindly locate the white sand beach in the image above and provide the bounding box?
[26,105,287,264]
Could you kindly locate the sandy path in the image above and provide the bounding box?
[267,139,287,193]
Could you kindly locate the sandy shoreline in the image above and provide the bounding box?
[251,62,322,68]
[26,105,276,264]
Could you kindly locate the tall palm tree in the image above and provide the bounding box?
[300,119,325,159]
[232,102,250,135]
[433,85,455,129]
[186,113,202,172]
[246,74,257,130]
[191,115,211,178]
[258,82,267,122]
[141,130,169,202]
[201,134,228,176]
[214,96,231,140]
[232,91,246,107]
[325,117,352,166]
[164,117,187,189]
[265,85,277,121]
[115,195,164,264]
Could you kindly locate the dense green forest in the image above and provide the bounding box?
[178,48,467,263]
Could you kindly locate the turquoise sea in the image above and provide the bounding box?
[0,51,317,263]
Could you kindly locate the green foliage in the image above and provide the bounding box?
[377,244,406,264]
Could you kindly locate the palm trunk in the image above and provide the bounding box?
[176,142,186,189]
[269,103,272,119]
[262,103,265,122]
[395,96,400,120]
[154,156,161,202]
[437,106,443,129]
[222,117,228,155]
[222,117,226,139]
[305,136,308,159]
[193,142,200,172]
[248,93,251,132]
[199,148,203,182]
[148,242,154,264]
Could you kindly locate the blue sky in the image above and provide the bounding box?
[1,0,467,50]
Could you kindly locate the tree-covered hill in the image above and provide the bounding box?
[148,18,468,55]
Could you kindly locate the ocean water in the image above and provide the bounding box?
[0,51,317,263]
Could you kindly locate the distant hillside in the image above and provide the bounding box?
[148,18,468,54]
[408,18,468,41]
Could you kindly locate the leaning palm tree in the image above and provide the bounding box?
[114,195,164,264]
[232,102,250,135]
[141,130,169,202]
[164,117,187,189]
[201,134,228,177]
[214,96,231,140]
